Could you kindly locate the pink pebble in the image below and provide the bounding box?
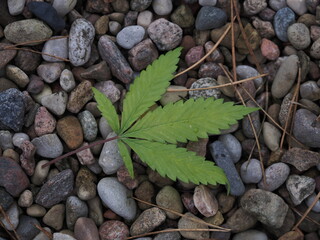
[185,46,204,67]
[260,38,280,61]
[34,107,56,136]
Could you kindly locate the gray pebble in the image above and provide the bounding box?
[209,141,245,196]
[6,65,29,88]
[52,0,76,17]
[156,185,183,219]
[16,215,40,240]
[195,6,227,30]
[258,162,290,191]
[300,81,320,101]
[97,177,137,220]
[18,190,33,208]
[66,196,88,230]
[60,69,76,92]
[12,133,29,148]
[8,0,25,15]
[236,65,263,90]
[53,233,76,240]
[218,134,242,163]
[109,21,122,35]
[78,110,98,142]
[116,25,145,49]
[306,193,320,212]
[31,133,63,158]
[233,229,268,240]
[287,23,311,50]
[310,37,320,59]
[37,63,65,83]
[0,188,14,211]
[240,159,263,183]
[199,0,217,6]
[41,91,68,116]
[269,0,287,10]
[33,227,51,240]
[263,122,281,151]
[287,0,307,15]
[0,202,19,230]
[99,117,113,139]
[152,0,173,15]
[154,230,181,240]
[69,18,95,66]
[137,10,153,28]
[243,0,267,15]
[42,36,68,62]
[94,80,120,103]
[0,130,13,150]
[286,174,315,205]
[178,212,209,239]
[189,77,221,99]
[131,0,152,11]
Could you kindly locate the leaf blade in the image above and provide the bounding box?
[123,98,258,143]
[122,138,229,187]
[117,139,134,178]
[92,87,120,133]
[120,48,182,133]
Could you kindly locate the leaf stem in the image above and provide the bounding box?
[41,135,119,168]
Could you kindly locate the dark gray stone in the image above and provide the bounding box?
[195,6,227,30]
[16,215,40,240]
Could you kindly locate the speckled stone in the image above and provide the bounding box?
[260,38,280,60]
[41,91,68,116]
[78,110,98,142]
[99,220,129,240]
[67,80,93,113]
[116,25,145,49]
[243,0,267,15]
[42,36,68,62]
[286,174,315,205]
[37,62,64,83]
[273,7,296,42]
[189,77,221,99]
[74,217,100,240]
[60,69,76,92]
[178,212,209,239]
[287,23,311,50]
[66,196,88,230]
[258,162,290,191]
[170,4,195,28]
[156,186,183,219]
[281,147,320,171]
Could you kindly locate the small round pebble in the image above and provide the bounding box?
[178,212,209,239]
[78,110,98,142]
[260,38,280,60]
[287,23,311,50]
[31,160,50,185]
[193,185,218,217]
[18,189,33,208]
[263,122,281,151]
[31,134,63,158]
[116,25,145,49]
[152,0,173,15]
[240,159,263,183]
[273,7,296,42]
[66,196,89,230]
[258,162,290,191]
[26,204,46,217]
[42,36,68,62]
[60,69,76,92]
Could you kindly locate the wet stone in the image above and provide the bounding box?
[195,6,227,30]
[35,169,74,208]
[31,133,63,158]
[99,220,129,240]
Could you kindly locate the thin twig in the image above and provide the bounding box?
[7,47,69,62]
[3,35,69,49]
[34,224,53,239]
[0,206,20,240]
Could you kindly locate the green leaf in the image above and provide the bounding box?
[120,47,182,134]
[92,87,120,133]
[118,140,134,178]
[122,138,229,187]
[123,98,258,144]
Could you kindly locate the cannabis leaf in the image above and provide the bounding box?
[93,47,258,189]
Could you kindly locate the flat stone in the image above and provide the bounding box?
[42,36,68,62]
[15,215,40,240]
[178,212,209,239]
[31,134,63,158]
[286,174,315,205]
[35,169,74,208]
[281,147,320,171]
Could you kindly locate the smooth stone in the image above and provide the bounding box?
[57,116,84,150]
[33,227,51,240]
[193,185,218,217]
[154,230,181,240]
[16,215,40,240]
[32,84,52,104]
[37,62,64,83]
[260,38,280,60]
[160,85,188,105]
[7,0,25,15]
[195,6,227,30]
[41,91,68,116]
[78,110,98,142]
[99,117,113,139]
[185,45,204,66]
[35,169,74,208]
[26,204,46,217]
[0,43,17,69]
[286,174,315,205]
[281,147,320,171]
[19,140,36,176]
[99,220,129,240]
[27,2,65,32]
[137,10,153,28]
[199,0,217,6]
[66,196,88,230]
[97,177,137,220]
[287,23,311,50]
[292,109,320,148]
[53,233,76,240]
[98,35,134,84]
[310,37,320,59]
[81,61,111,81]
[273,7,296,42]
[130,0,152,11]
[130,207,166,235]
[240,159,263,183]
[95,15,109,35]
[5,65,29,88]
[170,4,195,28]
[75,142,95,165]
[189,77,221,99]
[42,36,68,62]
[243,0,267,15]
[77,181,96,200]
[74,217,100,240]
[99,132,123,175]
[0,188,14,211]
[14,47,41,72]
[236,65,263,90]
[52,0,77,17]
[67,80,93,113]
[269,0,287,10]
[60,69,76,92]
[258,162,290,191]
[43,204,65,230]
[27,75,44,94]
[134,181,155,210]
[306,193,320,212]
[69,18,95,66]
[94,80,120,103]
[271,54,299,98]
[0,202,19,230]
[0,88,25,132]
[241,189,289,228]
[116,25,145,49]
[31,133,63,158]
[287,0,307,15]
[300,81,320,101]
[218,134,242,163]
[156,185,183,219]
[178,212,209,239]
[4,19,53,45]
[263,122,281,151]
[31,160,50,185]
[225,208,257,232]
[209,141,245,196]
[0,130,13,150]
[152,0,173,15]
[147,18,183,51]
[233,229,268,240]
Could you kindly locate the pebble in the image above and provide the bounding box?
[130,207,166,235]
[19,140,36,176]
[74,217,100,240]
[15,215,40,240]
[193,185,218,217]
[6,65,29,88]
[154,230,181,240]
[95,15,109,35]
[69,18,95,66]
[33,227,51,240]
[35,169,74,208]
[170,4,195,28]
[0,88,25,132]
[243,0,267,15]
[43,204,65,230]
[4,19,53,45]
[189,77,221,99]
[287,0,307,15]
[300,81,320,101]
[240,159,263,183]
[260,38,280,60]
[0,157,29,197]
[147,18,183,51]
[31,133,63,158]
[67,80,93,113]
[42,36,68,62]
[0,202,19,230]
[66,196,88,230]
[225,207,257,232]
[209,141,245,196]
[269,0,287,11]
[233,229,268,240]
[27,2,65,32]
[0,43,17,69]
[128,38,159,71]
[14,47,42,72]
[241,189,289,228]
[116,25,145,49]
[7,0,25,15]
[26,204,46,217]
[41,91,68,116]
[52,0,77,17]
[99,132,124,175]
[57,116,84,150]
[310,37,320,59]
[306,193,320,212]
[178,212,209,239]
[99,220,129,240]
[94,80,120,103]
[252,17,275,39]
[282,148,320,171]
[134,181,155,210]
[34,107,56,136]
[76,142,95,165]
[286,174,315,205]
[99,117,113,139]
[81,61,112,81]
[0,131,13,150]
[185,46,204,67]
[109,21,122,35]
[78,110,98,142]
[292,109,320,148]
[236,65,263,89]
[98,35,134,84]
[31,160,50,185]
[200,0,217,6]
[273,7,296,42]
[37,62,64,83]
[195,6,227,30]
[156,185,183,219]
[152,0,173,15]
[287,23,311,50]
[0,188,14,211]
[137,10,153,28]
[27,75,44,94]
[60,69,76,92]
[236,23,261,55]
[271,54,299,98]
[263,122,281,151]
[53,233,76,240]
[218,134,240,163]
[97,177,137,220]
[117,165,139,189]
[130,0,152,11]
[258,162,290,191]
[77,181,96,200]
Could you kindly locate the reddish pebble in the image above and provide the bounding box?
[185,46,204,67]
[117,165,139,190]
[103,209,121,220]
[74,217,100,240]
[99,220,129,240]
[34,107,56,136]
[76,142,95,165]
[260,38,280,60]
[20,140,36,176]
